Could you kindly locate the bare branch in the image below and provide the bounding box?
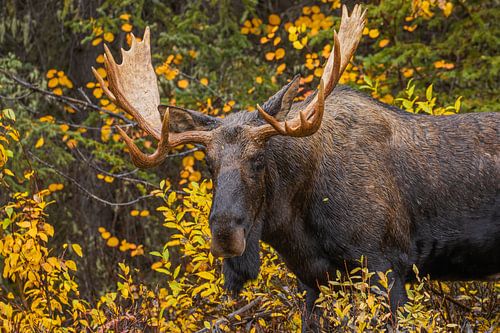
[0,69,135,124]
[194,297,263,333]
[28,151,158,207]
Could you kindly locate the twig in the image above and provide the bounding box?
[0,69,134,124]
[194,297,263,333]
[0,91,33,100]
[429,286,471,311]
[28,151,157,207]
[74,148,157,187]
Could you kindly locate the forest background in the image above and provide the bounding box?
[0,0,498,331]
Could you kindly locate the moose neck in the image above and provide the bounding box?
[260,132,323,240]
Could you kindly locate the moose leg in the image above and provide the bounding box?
[388,273,408,314]
[369,260,409,316]
[298,281,321,333]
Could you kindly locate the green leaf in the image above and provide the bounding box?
[2,109,15,121]
[149,251,163,257]
[454,96,462,112]
[426,84,433,101]
[5,206,13,218]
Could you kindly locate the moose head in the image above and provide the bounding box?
[92,5,366,259]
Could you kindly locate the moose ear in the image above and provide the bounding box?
[259,74,300,121]
[158,105,221,132]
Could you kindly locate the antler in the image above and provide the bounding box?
[92,27,212,168]
[254,4,366,139]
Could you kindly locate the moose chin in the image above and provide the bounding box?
[93,4,499,332]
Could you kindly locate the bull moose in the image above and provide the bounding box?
[92,4,500,330]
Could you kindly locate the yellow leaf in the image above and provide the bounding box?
[200,78,209,86]
[130,210,139,216]
[48,78,59,88]
[177,79,189,89]
[46,69,57,79]
[265,52,275,61]
[119,13,131,21]
[53,88,63,95]
[66,139,77,149]
[107,237,119,247]
[151,262,163,270]
[368,29,380,38]
[17,221,31,228]
[66,260,77,271]
[48,183,59,192]
[104,175,114,183]
[101,231,111,240]
[292,41,303,49]
[197,271,215,280]
[268,14,281,26]
[140,210,150,217]
[35,137,44,148]
[255,76,263,84]
[72,244,83,257]
[276,63,286,74]
[275,48,285,60]
[379,39,390,47]
[103,32,114,43]
[92,38,102,46]
[314,67,323,77]
[47,257,60,269]
[194,151,205,160]
[101,125,111,142]
[96,67,107,78]
[121,23,133,32]
[42,262,53,272]
[39,232,48,242]
[443,2,453,17]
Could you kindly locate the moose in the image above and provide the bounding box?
[92,4,499,331]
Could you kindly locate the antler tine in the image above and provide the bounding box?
[256,104,287,135]
[283,79,325,136]
[116,107,171,169]
[254,5,364,140]
[338,4,367,75]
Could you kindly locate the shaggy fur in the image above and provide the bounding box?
[171,85,499,331]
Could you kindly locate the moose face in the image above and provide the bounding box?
[164,107,270,258]
[205,123,268,258]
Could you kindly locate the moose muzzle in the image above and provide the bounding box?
[210,227,246,258]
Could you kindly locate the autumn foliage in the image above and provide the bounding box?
[0,0,498,332]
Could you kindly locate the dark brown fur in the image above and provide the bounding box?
[170,85,499,331]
